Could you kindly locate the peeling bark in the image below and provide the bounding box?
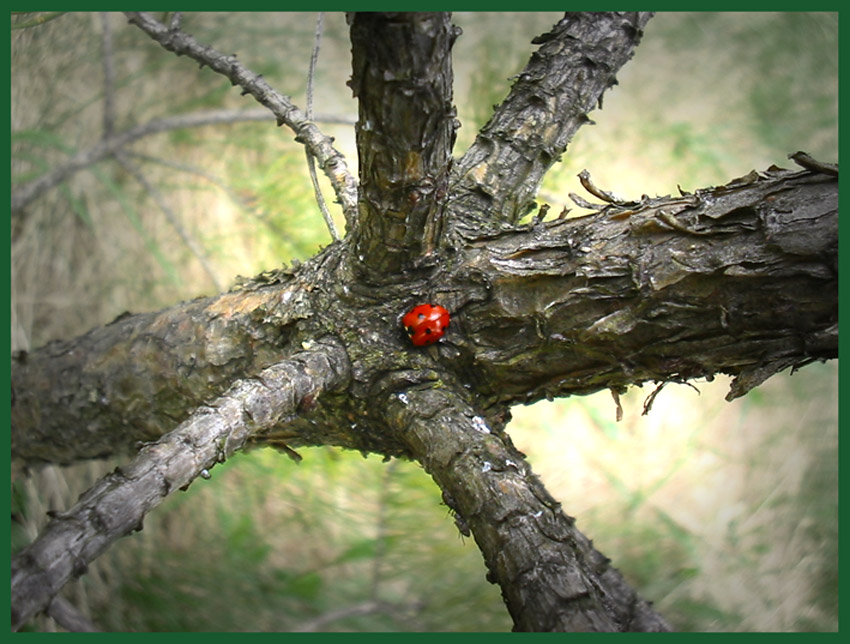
[451,12,654,233]
[13,163,836,466]
[385,385,671,631]
[11,341,350,631]
[348,12,459,276]
[442,163,837,407]
[10,11,838,632]
[12,259,317,464]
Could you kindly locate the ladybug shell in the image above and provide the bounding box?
[403,303,450,346]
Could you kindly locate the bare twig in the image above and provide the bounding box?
[579,169,635,206]
[100,13,116,138]
[126,151,318,256]
[124,11,358,228]
[305,12,340,241]
[789,150,838,177]
[115,153,222,292]
[370,460,397,599]
[168,11,182,31]
[12,108,354,214]
[11,340,350,631]
[292,600,383,632]
[12,109,321,214]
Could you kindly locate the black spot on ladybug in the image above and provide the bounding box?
[402,303,451,347]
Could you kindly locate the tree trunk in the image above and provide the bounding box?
[10,11,838,632]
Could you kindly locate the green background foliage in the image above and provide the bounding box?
[10,12,838,632]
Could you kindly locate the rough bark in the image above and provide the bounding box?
[445,163,838,407]
[386,385,670,631]
[11,159,836,630]
[13,164,836,466]
[11,341,350,631]
[11,258,327,464]
[10,11,838,632]
[451,12,655,234]
[348,12,459,276]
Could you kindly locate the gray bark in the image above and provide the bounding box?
[10,11,837,632]
[12,341,350,631]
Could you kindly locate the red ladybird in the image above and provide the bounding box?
[403,303,450,347]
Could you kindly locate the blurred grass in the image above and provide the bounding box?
[510,362,838,632]
[10,12,837,632]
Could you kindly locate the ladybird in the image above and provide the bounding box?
[403,303,450,347]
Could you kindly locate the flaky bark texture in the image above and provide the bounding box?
[386,386,670,631]
[451,12,655,234]
[12,342,350,631]
[11,12,837,632]
[348,12,459,275]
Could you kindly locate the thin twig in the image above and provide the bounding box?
[100,13,116,138]
[292,601,383,632]
[115,153,222,292]
[12,108,354,214]
[124,11,358,228]
[126,152,283,231]
[305,12,339,241]
[292,599,424,632]
[168,11,182,31]
[789,151,838,177]
[371,460,397,599]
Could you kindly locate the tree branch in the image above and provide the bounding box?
[11,340,351,631]
[11,255,324,465]
[450,12,654,235]
[304,12,339,242]
[384,384,670,631]
[348,12,460,276]
[124,11,359,229]
[444,163,837,407]
[13,164,836,466]
[99,13,116,138]
[11,108,352,215]
[46,596,100,633]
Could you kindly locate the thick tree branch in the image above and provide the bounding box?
[443,163,837,407]
[12,164,836,467]
[450,12,654,235]
[11,13,837,632]
[384,384,670,631]
[124,11,359,229]
[11,340,351,631]
[11,254,324,465]
[348,12,459,276]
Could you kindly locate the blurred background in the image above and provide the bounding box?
[10,12,838,632]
